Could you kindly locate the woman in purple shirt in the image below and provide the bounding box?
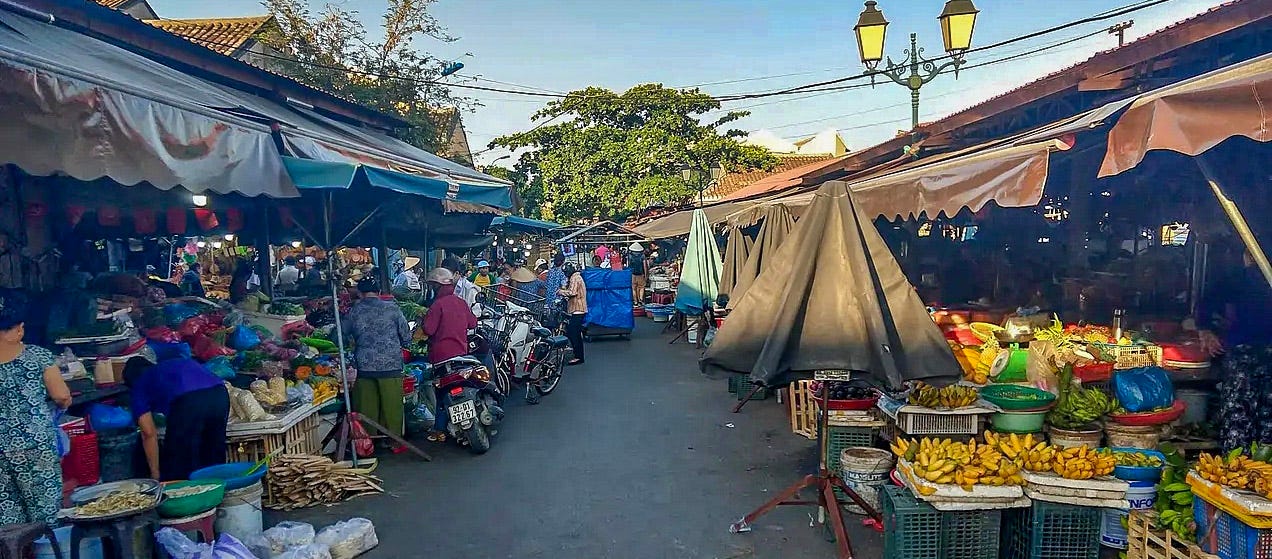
[124,356,228,481]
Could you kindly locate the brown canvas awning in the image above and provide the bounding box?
[1098,51,1272,177]
[633,200,759,239]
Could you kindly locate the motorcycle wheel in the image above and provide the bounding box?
[496,347,517,378]
[465,423,491,454]
[494,367,511,396]
[533,359,563,395]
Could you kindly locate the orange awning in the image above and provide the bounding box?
[1099,52,1272,177]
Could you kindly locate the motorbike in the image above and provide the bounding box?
[426,355,504,454]
[469,310,512,396]
[523,323,571,403]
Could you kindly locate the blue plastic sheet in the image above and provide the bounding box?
[1113,366,1175,413]
[582,269,634,331]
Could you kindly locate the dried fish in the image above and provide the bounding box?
[73,491,155,517]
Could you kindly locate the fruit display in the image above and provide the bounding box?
[1154,444,1195,539]
[890,437,1024,493]
[1194,446,1272,491]
[907,382,979,409]
[1216,345,1272,451]
[821,381,874,401]
[1050,446,1117,480]
[1047,365,1118,429]
[1114,451,1163,468]
[984,431,1054,472]
[951,343,991,384]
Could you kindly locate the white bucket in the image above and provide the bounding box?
[840,447,895,515]
[216,482,264,541]
[35,525,103,559]
[1100,480,1157,548]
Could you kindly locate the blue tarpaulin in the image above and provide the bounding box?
[490,215,560,232]
[282,156,514,209]
[583,268,634,330]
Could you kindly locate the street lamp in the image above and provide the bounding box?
[680,165,724,207]
[854,0,979,132]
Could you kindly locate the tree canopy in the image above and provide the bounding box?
[491,84,776,222]
[261,0,463,153]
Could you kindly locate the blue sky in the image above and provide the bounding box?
[150,0,1228,165]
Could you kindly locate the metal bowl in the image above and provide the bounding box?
[69,479,162,506]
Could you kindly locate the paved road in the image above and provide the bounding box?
[271,322,883,558]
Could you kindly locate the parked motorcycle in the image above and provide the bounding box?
[426,355,503,454]
[523,324,571,404]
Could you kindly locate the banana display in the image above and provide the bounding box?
[983,432,1054,472]
[1051,445,1117,480]
[907,382,979,409]
[1194,447,1272,492]
[890,437,1024,493]
[1047,366,1119,429]
[983,431,1115,480]
[950,343,991,385]
[1115,451,1163,468]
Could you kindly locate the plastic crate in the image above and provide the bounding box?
[1002,500,1101,559]
[61,432,100,487]
[826,425,878,474]
[882,486,1002,559]
[735,377,768,401]
[896,411,981,436]
[1194,496,1272,559]
[728,374,744,394]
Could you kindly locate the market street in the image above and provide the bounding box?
[270,322,883,559]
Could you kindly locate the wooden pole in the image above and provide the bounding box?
[1195,157,1272,289]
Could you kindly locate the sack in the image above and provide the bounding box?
[246,522,316,559]
[156,529,258,559]
[315,519,378,559]
[228,326,262,351]
[1113,366,1175,413]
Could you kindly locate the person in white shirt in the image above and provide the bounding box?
[276,257,300,292]
[443,257,479,310]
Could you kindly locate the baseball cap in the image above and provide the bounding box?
[477,260,490,268]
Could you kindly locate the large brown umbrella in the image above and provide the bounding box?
[719,225,752,298]
[701,181,960,390]
[728,204,794,306]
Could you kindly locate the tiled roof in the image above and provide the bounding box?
[704,153,837,200]
[95,0,132,8]
[721,155,850,201]
[430,107,474,165]
[145,16,274,57]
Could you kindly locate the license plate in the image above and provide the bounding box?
[449,400,477,423]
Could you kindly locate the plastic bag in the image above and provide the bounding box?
[276,544,332,559]
[144,326,181,343]
[229,326,262,351]
[350,417,375,459]
[88,403,132,431]
[52,407,71,458]
[205,356,237,381]
[163,303,202,326]
[149,340,192,362]
[178,316,211,338]
[156,529,257,559]
[189,335,235,362]
[315,519,378,559]
[1113,366,1175,413]
[246,522,316,559]
[1026,340,1061,392]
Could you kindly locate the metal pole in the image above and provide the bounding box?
[324,192,359,468]
[907,34,921,131]
[1195,157,1272,289]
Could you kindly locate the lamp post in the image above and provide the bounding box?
[854,0,979,132]
[681,165,724,207]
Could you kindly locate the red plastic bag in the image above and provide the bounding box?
[281,320,314,340]
[349,416,375,458]
[178,316,211,338]
[189,335,234,362]
[143,327,181,343]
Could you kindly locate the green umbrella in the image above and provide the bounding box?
[675,209,722,316]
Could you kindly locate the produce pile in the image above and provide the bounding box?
[1115,451,1163,468]
[1194,443,1272,500]
[1216,345,1272,450]
[1154,444,1195,539]
[891,437,1024,493]
[72,491,156,518]
[1047,366,1118,429]
[907,382,979,409]
[983,432,1115,479]
[819,381,875,401]
[265,454,383,511]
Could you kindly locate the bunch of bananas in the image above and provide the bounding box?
[951,344,991,385]
[1115,451,1163,468]
[984,432,1055,472]
[1051,446,1117,480]
[1195,450,1272,490]
[890,437,1023,493]
[1047,383,1118,429]
[907,382,979,409]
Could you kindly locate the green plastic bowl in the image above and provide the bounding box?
[979,384,1057,411]
[158,480,225,519]
[989,410,1047,434]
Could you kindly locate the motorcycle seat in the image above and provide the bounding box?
[531,326,553,338]
[546,335,571,349]
[436,355,483,371]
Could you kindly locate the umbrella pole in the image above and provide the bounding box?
[1196,157,1272,290]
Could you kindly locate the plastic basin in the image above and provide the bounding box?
[1106,447,1166,482]
[158,480,225,518]
[190,462,267,491]
[978,384,1056,411]
[989,410,1047,433]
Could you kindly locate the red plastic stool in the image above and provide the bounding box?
[159,508,217,547]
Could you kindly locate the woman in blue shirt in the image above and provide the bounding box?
[123,356,228,481]
[0,290,71,525]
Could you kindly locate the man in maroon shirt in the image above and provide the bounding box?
[422,267,478,441]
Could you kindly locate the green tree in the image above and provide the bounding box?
[260,0,464,152]
[491,84,776,222]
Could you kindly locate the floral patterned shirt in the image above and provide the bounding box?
[341,297,410,377]
[0,345,56,454]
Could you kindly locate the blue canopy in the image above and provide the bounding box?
[282,156,513,209]
[491,215,560,232]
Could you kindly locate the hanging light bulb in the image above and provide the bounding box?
[524,243,532,249]
[224,234,235,241]
[191,194,208,207]
[212,241,223,249]
[291,241,302,248]
[196,241,207,248]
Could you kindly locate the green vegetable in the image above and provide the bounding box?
[299,337,338,353]
[266,302,305,316]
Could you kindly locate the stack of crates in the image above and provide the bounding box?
[1001,500,1101,559]
[881,486,1002,559]
[1194,496,1272,559]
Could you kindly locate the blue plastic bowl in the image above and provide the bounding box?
[190,462,268,490]
[1105,447,1166,482]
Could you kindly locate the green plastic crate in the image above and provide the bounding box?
[1002,500,1101,559]
[825,425,877,475]
[881,486,1002,559]
[727,374,743,394]
[734,376,768,401]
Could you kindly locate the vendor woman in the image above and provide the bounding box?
[0,289,71,525]
[124,355,229,481]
